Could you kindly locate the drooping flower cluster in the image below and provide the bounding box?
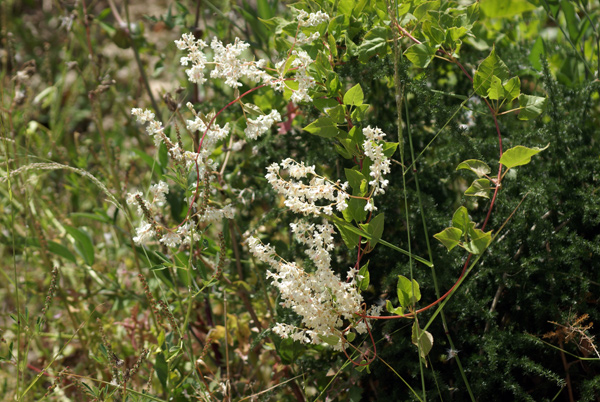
[244,110,282,140]
[246,220,364,349]
[289,50,316,103]
[362,126,391,209]
[265,158,349,216]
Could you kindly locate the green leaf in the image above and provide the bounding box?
[517,94,547,120]
[463,227,492,255]
[382,142,399,158]
[344,198,368,223]
[358,261,370,291]
[155,352,168,390]
[328,215,433,267]
[359,213,385,247]
[338,137,360,158]
[325,104,346,124]
[350,104,369,122]
[47,241,77,263]
[64,226,95,266]
[345,168,368,196]
[414,0,441,19]
[385,299,404,315]
[318,334,341,347]
[561,0,582,43]
[452,206,470,234]
[326,72,342,96]
[335,222,360,249]
[529,37,545,71]
[343,84,364,106]
[404,43,437,68]
[151,265,175,289]
[303,117,342,138]
[357,26,390,62]
[487,75,505,100]
[422,20,445,45]
[313,98,339,112]
[464,178,492,199]
[346,332,356,342]
[473,46,509,97]
[480,0,536,18]
[456,159,491,177]
[499,144,550,170]
[412,322,434,361]
[433,227,463,251]
[503,76,521,102]
[335,144,353,159]
[278,337,304,364]
[158,141,169,169]
[328,31,338,59]
[397,275,421,309]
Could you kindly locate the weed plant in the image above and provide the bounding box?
[1,1,599,401]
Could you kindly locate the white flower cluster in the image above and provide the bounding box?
[289,50,316,103]
[175,34,209,84]
[126,177,235,248]
[131,107,210,175]
[131,108,164,146]
[210,37,272,88]
[175,33,271,88]
[266,158,349,216]
[296,10,330,27]
[362,126,391,206]
[296,31,321,45]
[185,102,231,161]
[244,110,282,140]
[246,221,364,350]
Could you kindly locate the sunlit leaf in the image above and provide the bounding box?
[358,261,370,291]
[452,206,470,234]
[433,227,463,251]
[487,75,505,100]
[518,94,547,120]
[500,144,550,169]
[412,322,434,361]
[359,213,385,247]
[503,76,521,102]
[465,178,493,198]
[397,275,421,308]
[303,116,342,138]
[343,84,364,106]
[473,46,509,96]
[463,227,492,255]
[456,159,491,177]
[404,43,437,68]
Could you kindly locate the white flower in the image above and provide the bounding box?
[150,181,169,207]
[289,50,316,103]
[131,108,165,146]
[364,200,376,212]
[160,231,181,248]
[133,222,154,245]
[296,10,330,27]
[266,159,348,217]
[362,126,391,196]
[244,110,281,140]
[246,224,365,349]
